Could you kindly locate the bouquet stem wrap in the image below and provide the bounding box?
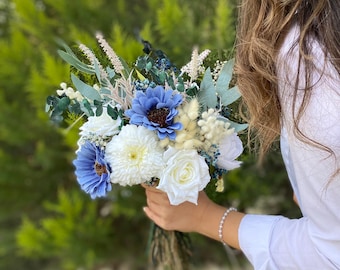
[148,223,192,270]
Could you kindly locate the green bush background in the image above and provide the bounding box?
[0,0,300,269]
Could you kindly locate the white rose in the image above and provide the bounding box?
[157,147,210,205]
[79,107,121,138]
[216,132,243,170]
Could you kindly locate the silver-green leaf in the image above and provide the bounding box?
[199,67,217,109]
[216,59,234,93]
[71,73,102,101]
[219,85,242,106]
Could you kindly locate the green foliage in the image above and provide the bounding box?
[0,0,295,269]
[17,187,151,270]
[17,190,114,269]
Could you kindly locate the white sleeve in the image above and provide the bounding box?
[239,215,339,270]
[238,24,340,269]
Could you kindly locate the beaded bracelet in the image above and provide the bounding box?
[218,207,237,246]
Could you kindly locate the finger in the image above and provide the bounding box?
[143,206,172,231]
[143,206,158,223]
[144,186,165,195]
[145,189,170,204]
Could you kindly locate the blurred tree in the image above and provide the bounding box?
[0,0,297,269]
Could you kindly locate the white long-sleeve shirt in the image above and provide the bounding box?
[238,24,340,269]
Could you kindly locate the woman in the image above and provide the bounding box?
[143,1,340,269]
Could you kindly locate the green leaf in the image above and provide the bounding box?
[198,67,217,109]
[228,121,248,133]
[107,104,119,120]
[45,95,57,112]
[93,60,102,83]
[106,66,116,79]
[219,85,241,106]
[100,88,111,95]
[80,99,94,116]
[56,96,70,111]
[217,116,248,132]
[94,100,103,116]
[135,70,146,81]
[71,73,101,101]
[216,59,234,93]
[146,61,152,71]
[58,50,95,74]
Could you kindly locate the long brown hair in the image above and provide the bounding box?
[235,0,340,161]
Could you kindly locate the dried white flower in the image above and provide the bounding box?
[96,32,124,75]
[181,48,211,81]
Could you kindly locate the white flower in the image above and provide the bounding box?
[79,107,121,138]
[56,82,84,102]
[216,132,243,170]
[105,125,165,186]
[157,147,210,205]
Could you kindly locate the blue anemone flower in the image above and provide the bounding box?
[125,85,183,140]
[73,141,112,199]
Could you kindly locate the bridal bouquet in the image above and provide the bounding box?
[46,33,246,268]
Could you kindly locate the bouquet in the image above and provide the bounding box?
[46,33,246,269]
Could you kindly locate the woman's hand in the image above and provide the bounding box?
[142,184,212,233]
[142,184,244,249]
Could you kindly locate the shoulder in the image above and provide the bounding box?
[277,24,340,150]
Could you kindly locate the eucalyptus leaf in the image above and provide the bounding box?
[146,62,152,71]
[71,73,102,101]
[198,67,217,109]
[58,50,95,74]
[216,59,234,94]
[106,66,116,79]
[50,112,63,124]
[107,104,119,120]
[100,88,111,95]
[227,121,248,133]
[56,96,71,111]
[45,96,57,112]
[217,116,248,132]
[94,60,102,83]
[69,102,82,115]
[219,86,242,106]
[94,100,103,116]
[80,99,94,116]
[158,72,166,84]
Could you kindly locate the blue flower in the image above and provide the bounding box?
[73,141,112,199]
[125,85,183,140]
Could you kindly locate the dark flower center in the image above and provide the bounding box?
[147,107,169,127]
[95,162,107,176]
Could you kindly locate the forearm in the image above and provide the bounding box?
[195,198,245,250]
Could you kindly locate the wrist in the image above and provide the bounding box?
[194,195,245,249]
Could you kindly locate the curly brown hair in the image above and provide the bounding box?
[235,0,340,162]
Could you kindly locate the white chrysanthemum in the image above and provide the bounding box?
[105,125,165,186]
[79,108,121,138]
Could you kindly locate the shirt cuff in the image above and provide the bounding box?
[239,214,283,268]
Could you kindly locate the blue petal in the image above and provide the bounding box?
[170,122,183,130]
[73,141,111,199]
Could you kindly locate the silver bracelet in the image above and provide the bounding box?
[218,207,237,246]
